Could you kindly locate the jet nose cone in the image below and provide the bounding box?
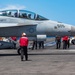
[71,26,75,35]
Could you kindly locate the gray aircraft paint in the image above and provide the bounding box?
[0,9,75,39]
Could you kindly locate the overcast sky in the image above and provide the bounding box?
[0,0,75,25]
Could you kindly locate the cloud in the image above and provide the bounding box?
[0,5,26,10]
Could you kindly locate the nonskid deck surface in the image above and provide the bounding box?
[0,38,75,75]
[0,48,75,75]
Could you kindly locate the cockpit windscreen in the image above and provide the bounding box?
[0,10,48,21]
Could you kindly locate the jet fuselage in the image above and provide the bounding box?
[0,9,75,38]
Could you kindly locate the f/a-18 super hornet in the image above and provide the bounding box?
[0,9,75,41]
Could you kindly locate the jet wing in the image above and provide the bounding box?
[0,23,37,28]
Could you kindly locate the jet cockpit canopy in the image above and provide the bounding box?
[0,9,48,20]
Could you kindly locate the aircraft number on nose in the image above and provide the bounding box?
[54,24,65,29]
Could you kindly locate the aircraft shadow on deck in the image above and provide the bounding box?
[28,53,75,55]
[0,52,75,56]
[0,54,19,56]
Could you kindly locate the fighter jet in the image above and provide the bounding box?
[0,9,75,41]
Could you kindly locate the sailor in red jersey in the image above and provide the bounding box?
[19,32,29,61]
[62,36,68,49]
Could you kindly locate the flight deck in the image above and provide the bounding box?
[0,40,75,75]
